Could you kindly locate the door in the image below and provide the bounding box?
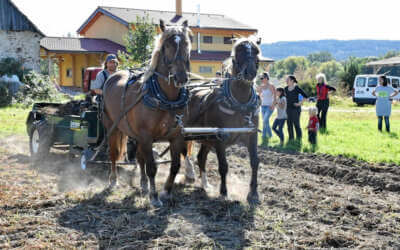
[366,76,378,99]
[354,76,368,99]
[391,77,400,100]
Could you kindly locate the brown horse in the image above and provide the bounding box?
[102,20,192,207]
[184,37,261,203]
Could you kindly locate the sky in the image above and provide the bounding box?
[11,0,400,43]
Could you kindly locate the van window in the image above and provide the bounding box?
[392,78,399,88]
[356,77,366,87]
[367,77,378,87]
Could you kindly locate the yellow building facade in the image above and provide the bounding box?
[40,37,124,87]
[43,3,273,87]
[77,5,274,79]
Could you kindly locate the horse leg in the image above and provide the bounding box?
[108,129,127,187]
[215,143,228,198]
[135,148,148,195]
[184,141,195,183]
[161,138,184,199]
[247,132,260,204]
[142,141,162,207]
[198,144,211,190]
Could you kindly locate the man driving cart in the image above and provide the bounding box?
[89,54,137,163]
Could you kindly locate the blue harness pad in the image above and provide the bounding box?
[142,75,190,111]
[216,79,260,114]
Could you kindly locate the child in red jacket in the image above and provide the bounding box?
[308,107,319,145]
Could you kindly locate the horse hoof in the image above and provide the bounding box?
[150,198,163,208]
[247,192,260,205]
[160,191,171,201]
[219,195,230,201]
[109,179,119,188]
[184,176,196,184]
[141,186,149,195]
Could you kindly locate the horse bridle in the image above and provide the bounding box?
[155,34,189,87]
[233,42,259,82]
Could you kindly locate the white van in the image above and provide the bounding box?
[353,74,400,105]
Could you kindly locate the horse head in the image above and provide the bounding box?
[151,19,192,87]
[231,37,261,82]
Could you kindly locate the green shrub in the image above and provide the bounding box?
[0,57,28,80]
[14,71,62,106]
[0,81,12,107]
[298,80,316,97]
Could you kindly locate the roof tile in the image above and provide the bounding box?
[98,6,256,31]
[40,37,125,54]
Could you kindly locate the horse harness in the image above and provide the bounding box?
[192,78,260,128]
[116,71,190,140]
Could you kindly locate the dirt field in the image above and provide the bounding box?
[1,135,400,249]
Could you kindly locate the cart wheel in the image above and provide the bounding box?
[80,149,94,170]
[29,120,52,163]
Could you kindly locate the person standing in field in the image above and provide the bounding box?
[315,73,336,131]
[372,75,399,132]
[272,87,287,146]
[307,107,319,145]
[257,72,276,146]
[284,75,309,141]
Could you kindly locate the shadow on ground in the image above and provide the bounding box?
[57,183,256,249]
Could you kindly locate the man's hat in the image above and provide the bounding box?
[260,72,270,80]
[105,54,118,63]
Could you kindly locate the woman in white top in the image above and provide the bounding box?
[257,72,276,146]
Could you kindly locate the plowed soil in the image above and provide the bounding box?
[1,136,399,249]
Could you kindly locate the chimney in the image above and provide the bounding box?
[176,0,182,16]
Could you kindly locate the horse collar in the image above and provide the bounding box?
[142,75,190,111]
[217,79,260,115]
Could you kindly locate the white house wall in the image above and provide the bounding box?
[0,30,41,71]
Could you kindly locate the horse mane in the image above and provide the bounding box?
[141,25,192,83]
[223,36,261,76]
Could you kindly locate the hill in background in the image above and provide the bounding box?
[261,40,400,61]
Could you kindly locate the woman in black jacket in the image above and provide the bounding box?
[284,75,309,141]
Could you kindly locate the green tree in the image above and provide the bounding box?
[318,60,343,81]
[270,56,309,78]
[118,16,157,69]
[307,51,334,64]
[340,57,360,90]
[382,50,400,59]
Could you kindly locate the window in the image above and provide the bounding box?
[392,78,399,88]
[355,77,366,87]
[203,36,213,44]
[213,36,223,44]
[199,66,212,73]
[224,37,232,44]
[66,68,73,78]
[367,77,378,87]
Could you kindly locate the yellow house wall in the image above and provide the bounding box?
[259,62,273,72]
[43,53,106,87]
[191,60,222,78]
[58,54,72,86]
[73,54,87,87]
[192,33,233,52]
[84,14,128,45]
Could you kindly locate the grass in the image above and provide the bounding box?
[0,104,31,138]
[0,95,84,139]
[260,103,400,165]
[1,98,400,165]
